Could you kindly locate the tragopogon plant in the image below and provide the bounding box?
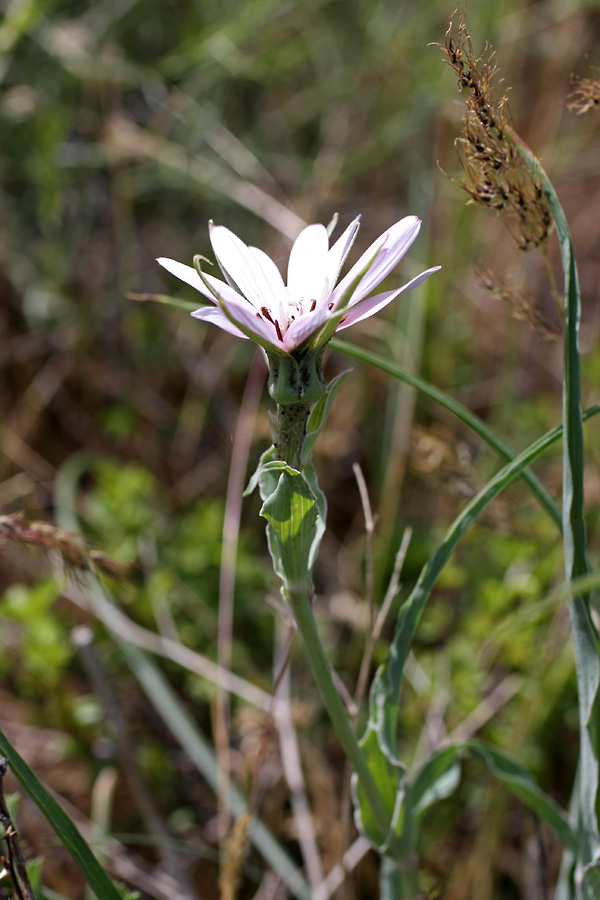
[159,215,439,891]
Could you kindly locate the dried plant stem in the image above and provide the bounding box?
[216,352,265,837]
[0,759,35,900]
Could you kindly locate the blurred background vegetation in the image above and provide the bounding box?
[1,0,599,897]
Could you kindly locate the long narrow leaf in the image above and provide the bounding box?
[516,137,600,866]
[0,727,123,900]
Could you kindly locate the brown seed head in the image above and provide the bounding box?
[567,71,600,115]
[440,10,553,251]
[0,512,136,583]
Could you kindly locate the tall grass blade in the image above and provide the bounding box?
[515,139,600,870]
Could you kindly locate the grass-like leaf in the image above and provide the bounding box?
[515,136,600,869]
[410,742,577,853]
[0,727,123,900]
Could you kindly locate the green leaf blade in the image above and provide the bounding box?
[0,728,123,900]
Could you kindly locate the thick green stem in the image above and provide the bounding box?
[286,586,391,838]
[380,855,421,899]
[276,402,311,469]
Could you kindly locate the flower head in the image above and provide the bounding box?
[157,216,439,356]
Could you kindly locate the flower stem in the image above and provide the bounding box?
[380,855,421,899]
[276,402,311,470]
[286,586,391,838]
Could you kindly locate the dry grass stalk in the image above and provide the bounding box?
[440,10,553,252]
[219,812,251,900]
[0,513,135,582]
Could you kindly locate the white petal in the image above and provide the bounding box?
[157,258,216,302]
[287,224,329,302]
[323,217,360,299]
[191,306,249,338]
[248,246,286,305]
[210,226,281,309]
[336,266,440,330]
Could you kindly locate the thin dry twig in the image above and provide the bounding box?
[219,624,296,900]
[215,352,265,839]
[352,463,375,633]
[338,528,412,897]
[103,115,306,240]
[65,580,275,712]
[0,759,35,900]
[273,619,324,892]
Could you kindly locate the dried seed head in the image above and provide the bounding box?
[478,271,560,341]
[0,513,136,583]
[567,71,600,115]
[440,10,553,251]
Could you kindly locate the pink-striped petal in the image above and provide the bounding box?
[350,216,422,302]
[191,306,249,338]
[336,266,440,330]
[328,234,387,310]
[282,305,331,351]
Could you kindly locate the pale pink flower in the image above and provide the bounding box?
[158,216,439,355]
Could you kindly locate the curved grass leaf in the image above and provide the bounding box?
[465,741,577,853]
[0,727,123,900]
[409,742,577,853]
[330,338,561,530]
